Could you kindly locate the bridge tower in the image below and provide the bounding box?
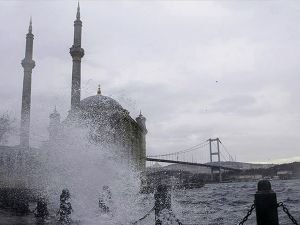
[209,138,222,182]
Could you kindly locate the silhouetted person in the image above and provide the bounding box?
[34,197,49,218]
[58,189,72,224]
[99,185,112,214]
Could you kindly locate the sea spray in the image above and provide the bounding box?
[35,126,147,225]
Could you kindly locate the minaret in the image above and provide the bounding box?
[70,2,84,111]
[136,111,147,134]
[136,111,147,169]
[20,18,35,147]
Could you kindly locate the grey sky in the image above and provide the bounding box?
[1,0,300,163]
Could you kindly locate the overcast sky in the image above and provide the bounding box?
[1,0,300,163]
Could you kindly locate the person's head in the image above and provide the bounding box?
[103,185,109,191]
[61,189,70,200]
[37,196,46,204]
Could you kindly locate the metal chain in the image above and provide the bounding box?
[238,203,255,225]
[277,202,298,225]
[160,210,184,225]
[132,206,155,225]
[170,211,184,225]
[132,201,297,225]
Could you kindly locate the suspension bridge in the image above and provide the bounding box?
[145,138,241,182]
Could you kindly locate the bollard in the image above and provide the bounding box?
[154,184,171,225]
[255,180,279,225]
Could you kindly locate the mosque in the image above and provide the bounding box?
[0,2,147,182]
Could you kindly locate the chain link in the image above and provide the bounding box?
[170,211,184,225]
[132,200,297,225]
[238,203,255,225]
[132,206,155,225]
[157,210,184,225]
[277,202,298,225]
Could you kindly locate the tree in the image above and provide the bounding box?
[0,113,14,144]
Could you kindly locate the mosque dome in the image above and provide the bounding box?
[80,86,129,121]
[80,85,127,115]
[77,86,131,147]
[80,95,124,113]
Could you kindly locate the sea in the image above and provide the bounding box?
[0,179,299,225]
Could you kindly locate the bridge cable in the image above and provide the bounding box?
[147,141,208,158]
[220,142,235,162]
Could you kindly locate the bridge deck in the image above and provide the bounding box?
[146,157,241,171]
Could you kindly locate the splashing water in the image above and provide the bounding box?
[0,124,151,225]
[39,126,147,225]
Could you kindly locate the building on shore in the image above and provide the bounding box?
[0,3,147,189]
[277,171,293,180]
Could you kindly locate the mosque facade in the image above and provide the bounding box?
[48,4,147,169]
[0,3,147,172]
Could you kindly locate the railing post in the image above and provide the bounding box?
[255,180,279,225]
[154,184,171,225]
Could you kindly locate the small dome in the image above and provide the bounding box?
[80,95,124,113]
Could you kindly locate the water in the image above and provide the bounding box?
[0,179,299,225]
[171,179,300,225]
